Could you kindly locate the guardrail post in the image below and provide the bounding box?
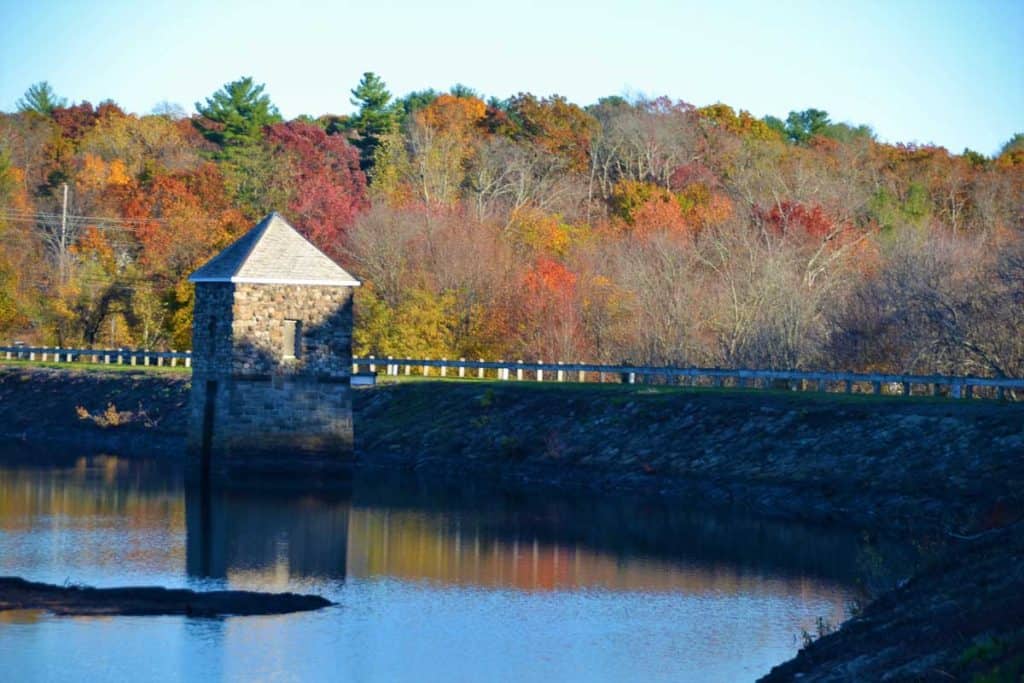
[557,362,564,382]
[4,350,10,360]
[516,360,524,381]
[477,359,484,379]
[422,359,429,376]
[368,355,376,373]
[628,371,635,385]
[144,350,151,367]
[599,371,605,383]
[441,358,447,377]
[964,384,973,400]
[499,360,507,380]
[902,381,911,396]
[817,378,827,392]
[185,352,191,369]
[871,380,881,395]
[952,382,963,399]
[405,358,411,376]
[29,351,35,361]
[459,358,466,378]
[931,383,939,397]
[130,351,137,366]
[170,351,177,368]
[578,369,585,383]
[157,353,164,367]
[537,360,544,382]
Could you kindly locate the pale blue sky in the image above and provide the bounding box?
[0,0,1021,154]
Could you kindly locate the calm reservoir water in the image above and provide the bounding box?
[0,452,893,682]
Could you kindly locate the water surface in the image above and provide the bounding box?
[0,452,889,682]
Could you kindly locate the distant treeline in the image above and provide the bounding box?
[1,75,1022,377]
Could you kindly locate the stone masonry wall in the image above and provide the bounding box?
[187,282,356,469]
[206,376,353,472]
[190,282,235,378]
[230,283,353,379]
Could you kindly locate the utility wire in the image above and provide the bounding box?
[0,209,232,227]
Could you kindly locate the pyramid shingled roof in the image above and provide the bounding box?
[189,212,360,286]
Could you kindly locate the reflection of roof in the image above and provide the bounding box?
[189,212,361,286]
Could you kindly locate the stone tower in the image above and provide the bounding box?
[187,212,360,475]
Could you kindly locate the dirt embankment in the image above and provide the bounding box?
[3,367,1023,534]
[759,525,1024,682]
[0,366,190,455]
[357,381,1024,535]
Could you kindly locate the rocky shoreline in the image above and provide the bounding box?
[2,365,1023,678]
[760,524,1024,681]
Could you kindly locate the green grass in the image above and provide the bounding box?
[0,358,191,374]
[375,373,1019,408]
[2,358,1014,408]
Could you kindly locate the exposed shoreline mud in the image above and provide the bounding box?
[3,366,1022,534]
[0,576,333,617]
[760,525,1024,681]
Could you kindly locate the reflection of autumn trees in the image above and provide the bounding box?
[345,507,847,598]
[2,457,888,614]
[1,78,1022,378]
[0,456,185,572]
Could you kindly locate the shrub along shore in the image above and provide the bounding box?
[1,365,1022,678]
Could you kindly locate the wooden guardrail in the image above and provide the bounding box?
[3,345,1021,400]
[353,355,1024,401]
[0,345,191,368]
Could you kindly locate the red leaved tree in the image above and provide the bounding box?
[265,121,369,257]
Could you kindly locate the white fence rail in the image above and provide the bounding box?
[1,345,191,368]
[353,355,1024,401]
[3,345,1022,400]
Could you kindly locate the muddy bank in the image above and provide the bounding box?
[3,367,1023,534]
[357,381,1024,535]
[760,525,1024,682]
[0,366,189,455]
[0,576,332,617]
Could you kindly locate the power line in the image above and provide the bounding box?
[0,209,232,227]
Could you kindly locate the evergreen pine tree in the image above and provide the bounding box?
[347,72,396,173]
[194,76,282,148]
[16,81,67,115]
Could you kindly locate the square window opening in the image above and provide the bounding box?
[282,320,301,360]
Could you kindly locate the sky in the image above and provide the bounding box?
[0,0,1021,155]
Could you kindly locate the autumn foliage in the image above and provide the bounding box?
[1,76,1022,380]
[265,121,368,256]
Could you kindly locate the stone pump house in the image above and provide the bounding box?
[187,212,360,473]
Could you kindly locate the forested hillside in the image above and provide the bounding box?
[1,75,1021,377]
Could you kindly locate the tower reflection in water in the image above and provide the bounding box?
[185,482,351,584]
